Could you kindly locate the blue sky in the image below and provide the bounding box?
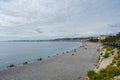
[0,0,120,40]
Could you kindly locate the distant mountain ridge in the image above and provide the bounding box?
[5,37,92,42]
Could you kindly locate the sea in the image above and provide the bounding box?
[0,42,80,68]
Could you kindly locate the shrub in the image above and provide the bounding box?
[111,50,114,55]
[100,52,103,55]
[88,65,120,80]
[117,60,120,67]
[112,59,117,65]
[103,53,109,58]
[87,70,97,80]
[104,45,114,51]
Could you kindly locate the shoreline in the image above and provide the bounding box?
[0,42,100,80]
[0,41,80,69]
[0,43,80,70]
[0,49,78,71]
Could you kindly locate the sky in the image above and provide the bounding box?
[0,0,120,40]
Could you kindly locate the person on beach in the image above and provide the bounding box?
[8,64,16,68]
[38,58,42,61]
[23,62,28,64]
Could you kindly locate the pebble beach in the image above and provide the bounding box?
[0,42,100,80]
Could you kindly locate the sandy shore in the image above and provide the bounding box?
[0,42,100,80]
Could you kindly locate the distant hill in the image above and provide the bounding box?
[52,37,90,41]
[6,37,91,42]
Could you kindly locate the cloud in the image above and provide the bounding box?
[108,23,120,28]
[35,28,43,34]
[0,0,120,40]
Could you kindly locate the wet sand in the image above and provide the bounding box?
[0,42,100,80]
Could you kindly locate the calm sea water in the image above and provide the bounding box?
[0,42,80,68]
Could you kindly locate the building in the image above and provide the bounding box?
[98,35,106,40]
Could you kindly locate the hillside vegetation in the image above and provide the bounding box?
[87,46,120,80]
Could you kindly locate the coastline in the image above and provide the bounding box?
[0,42,100,80]
[0,41,80,68]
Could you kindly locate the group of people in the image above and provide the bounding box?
[81,41,88,49]
[7,57,43,68]
[7,42,87,68]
